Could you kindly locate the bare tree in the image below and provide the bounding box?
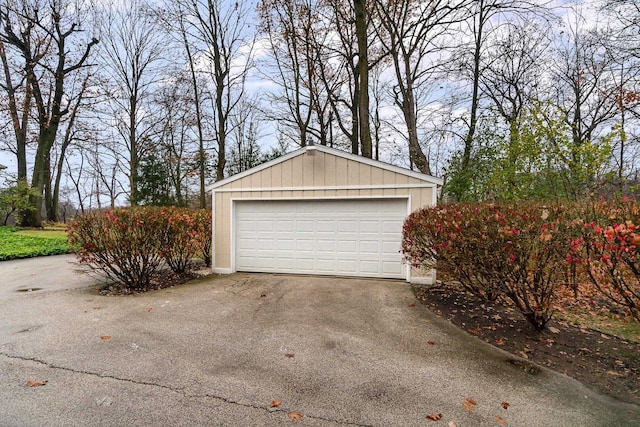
[448,0,549,198]
[48,73,92,221]
[181,0,255,182]
[226,98,263,175]
[374,0,471,175]
[316,0,383,155]
[0,0,98,226]
[541,8,622,197]
[259,0,318,147]
[0,38,31,184]
[354,0,372,158]
[97,0,164,206]
[479,22,549,188]
[148,72,202,206]
[156,0,210,208]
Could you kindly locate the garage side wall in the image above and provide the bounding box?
[212,151,436,276]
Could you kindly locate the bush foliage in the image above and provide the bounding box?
[402,201,570,330]
[569,198,640,320]
[402,198,640,330]
[67,207,212,291]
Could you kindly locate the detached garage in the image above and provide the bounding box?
[209,144,442,282]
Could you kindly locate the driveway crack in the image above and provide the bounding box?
[0,351,372,426]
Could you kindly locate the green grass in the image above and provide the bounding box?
[559,310,640,343]
[0,226,72,261]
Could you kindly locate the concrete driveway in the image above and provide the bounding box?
[0,256,638,426]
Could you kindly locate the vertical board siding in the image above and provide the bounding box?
[212,151,438,271]
[324,153,337,186]
[271,163,282,187]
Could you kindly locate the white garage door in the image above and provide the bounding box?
[235,199,407,279]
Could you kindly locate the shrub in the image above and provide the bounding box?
[193,209,212,267]
[68,207,167,290]
[402,201,571,331]
[158,207,200,274]
[570,198,640,320]
[68,206,214,290]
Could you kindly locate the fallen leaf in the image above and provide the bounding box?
[425,413,443,421]
[285,353,295,358]
[288,411,302,421]
[269,400,282,408]
[496,415,508,425]
[495,338,505,346]
[448,422,457,427]
[146,307,153,312]
[427,341,436,345]
[548,326,560,334]
[100,335,111,340]
[26,380,47,387]
[462,400,474,412]
[466,397,477,406]
[501,401,510,410]
[408,303,416,307]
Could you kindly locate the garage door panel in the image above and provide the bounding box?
[235,199,406,279]
[317,221,335,233]
[255,239,276,250]
[317,259,336,271]
[338,260,357,273]
[338,220,357,232]
[360,261,380,274]
[338,240,357,253]
[276,240,295,251]
[382,241,400,254]
[277,221,294,232]
[382,220,403,234]
[295,258,315,271]
[297,221,314,232]
[297,239,315,251]
[382,261,403,275]
[359,240,379,253]
[317,240,335,252]
[359,220,379,233]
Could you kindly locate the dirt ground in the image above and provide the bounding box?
[413,281,640,406]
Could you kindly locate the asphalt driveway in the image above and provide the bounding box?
[0,256,638,426]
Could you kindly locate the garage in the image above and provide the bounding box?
[209,144,441,282]
[235,198,407,278]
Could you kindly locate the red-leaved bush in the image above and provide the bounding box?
[402,201,572,331]
[569,198,640,320]
[67,206,212,291]
[194,209,212,267]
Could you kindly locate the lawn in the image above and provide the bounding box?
[0,226,72,260]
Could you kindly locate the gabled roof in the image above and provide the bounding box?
[207,144,443,191]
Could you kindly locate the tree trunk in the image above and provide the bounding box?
[402,87,431,175]
[129,103,139,206]
[215,81,226,181]
[461,0,485,173]
[182,23,207,208]
[354,0,372,158]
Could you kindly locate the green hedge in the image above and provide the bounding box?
[0,227,71,260]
